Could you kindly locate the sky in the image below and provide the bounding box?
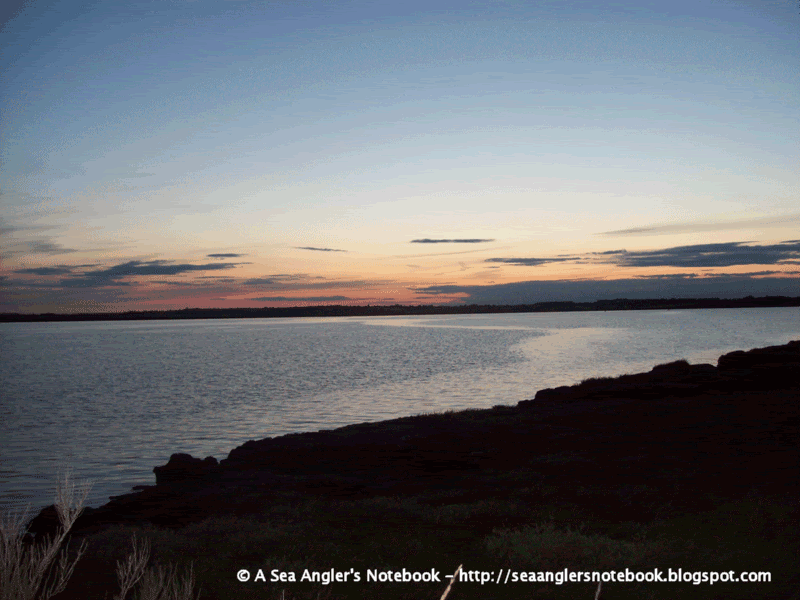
[1,0,799,313]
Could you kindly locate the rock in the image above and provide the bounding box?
[153,453,218,485]
[520,361,723,407]
[718,341,800,371]
[532,386,576,402]
[649,359,692,374]
[717,341,800,386]
[649,362,718,383]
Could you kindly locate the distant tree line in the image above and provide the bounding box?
[1,295,799,323]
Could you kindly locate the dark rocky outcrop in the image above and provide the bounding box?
[519,361,720,405]
[717,339,800,383]
[153,453,219,485]
[521,340,800,406]
[28,340,800,538]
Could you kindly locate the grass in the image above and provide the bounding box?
[40,483,797,600]
[1,473,89,600]
[1,474,200,600]
[4,475,796,600]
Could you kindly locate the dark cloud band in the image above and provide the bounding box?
[607,241,800,268]
[12,260,242,289]
[413,274,800,304]
[489,242,800,269]
[486,257,578,266]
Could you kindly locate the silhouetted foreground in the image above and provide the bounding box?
[27,341,800,600]
[3,295,800,322]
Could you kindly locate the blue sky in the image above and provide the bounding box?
[2,0,798,312]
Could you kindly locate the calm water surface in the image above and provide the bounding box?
[1,308,798,513]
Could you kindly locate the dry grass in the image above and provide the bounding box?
[0,474,200,600]
[0,473,90,600]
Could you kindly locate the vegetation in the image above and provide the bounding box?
[40,467,797,600]
[1,474,89,600]
[1,475,199,600]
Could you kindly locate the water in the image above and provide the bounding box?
[1,307,798,514]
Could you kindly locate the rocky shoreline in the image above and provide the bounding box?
[28,340,800,538]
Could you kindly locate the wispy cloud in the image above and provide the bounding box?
[632,273,699,280]
[486,256,579,267]
[411,238,495,244]
[245,278,388,291]
[242,277,280,286]
[91,260,239,278]
[428,241,800,273]
[413,273,800,304]
[207,253,245,258]
[603,241,800,268]
[393,248,498,259]
[250,295,352,302]
[599,214,800,236]
[295,246,348,252]
[33,260,243,288]
[0,217,60,236]
[26,241,80,255]
[13,266,77,276]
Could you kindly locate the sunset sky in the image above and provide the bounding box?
[2,0,799,313]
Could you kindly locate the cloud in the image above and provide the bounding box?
[393,248,497,259]
[1,239,81,258]
[93,260,238,278]
[632,273,699,280]
[250,296,352,302]
[598,214,800,236]
[207,253,244,258]
[411,238,495,244]
[486,256,579,266]
[52,260,240,288]
[295,246,347,252]
[632,270,787,280]
[242,276,389,291]
[427,241,800,271]
[13,266,76,275]
[242,277,279,286]
[603,241,800,268]
[0,222,29,236]
[412,274,800,305]
[27,241,80,255]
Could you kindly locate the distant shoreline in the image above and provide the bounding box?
[2,294,799,323]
